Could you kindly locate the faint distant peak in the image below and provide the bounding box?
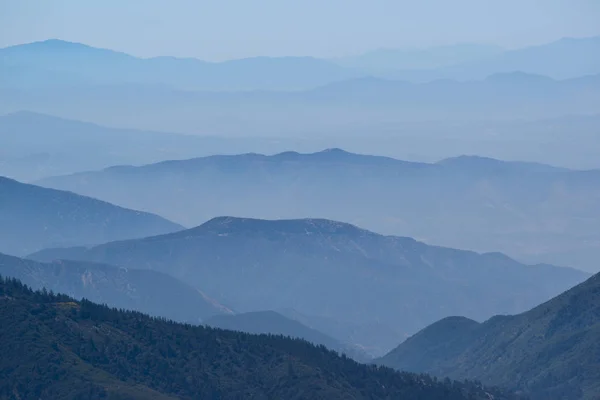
[4,110,69,121]
[313,148,351,158]
[370,42,504,54]
[270,148,353,160]
[19,39,91,49]
[437,155,566,172]
[270,150,301,159]
[3,110,45,118]
[552,35,600,45]
[320,147,348,154]
[314,76,407,91]
[1,110,108,133]
[484,71,555,83]
[271,148,414,166]
[1,39,134,59]
[438,154,503,165]
[231,55,321,62]
[2,39,95,53]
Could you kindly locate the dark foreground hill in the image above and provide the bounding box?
[0,276,521,400]
[378,272,600,400]
[30,216,588,356]
[0,176,182,256]
[204,310,370,362]
[0,252,230,323]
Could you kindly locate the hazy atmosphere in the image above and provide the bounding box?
[1,1,599,399]
[2,0,600,59]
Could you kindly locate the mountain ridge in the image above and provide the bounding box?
[378,271,600,399]
[0,252,230,323]
[0,176,183,256]
[1,39,362,91]
[0,110,324,181]
[29,216,589,356]
[33,148,600,272]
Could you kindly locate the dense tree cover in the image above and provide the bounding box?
[204,310,370,362]
[0,276,522,400]
[378,272,600,400]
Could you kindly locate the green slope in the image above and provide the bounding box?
[0,275,520,400]
[378,272,600,399]
[205,310,370,362]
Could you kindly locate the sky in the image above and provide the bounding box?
[1,0,600,61]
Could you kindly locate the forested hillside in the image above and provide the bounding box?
[0,276,521,400]
[379,272,600,399]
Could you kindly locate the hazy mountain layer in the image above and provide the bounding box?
[376,36,600,81]
[378,271,600,400]
[37,149,600,272]
[333,43,505,72]
[2,111,600,184]
[2,72,598,138]
[0,111,319,181]
[3,37,599,90]
[0,39,361,91]
[0,176,183,256]
[30,216,589,356]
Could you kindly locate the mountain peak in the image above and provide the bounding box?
[189,216,370,237]
[272,148,351,159]
[2,39,133,60]
[320,147,348,154]
[438,154,503,165]
[313,148,354,159]
[3,39,95,52]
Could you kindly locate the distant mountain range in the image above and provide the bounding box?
[0,252,230,323]
[333,43,505,73]
[36,149,600,272]
[0,176,182,256]
[30,216,589,356]
[3,37,599,91]
[0,276,520,399]
[378,270,600,400]
[1,71,598,136]
[204,310,370,362]
[2,112,600,184]
[0,39,361,91]
[341,36,600,81]
[0,111,323,181]
[1,38,600,136]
